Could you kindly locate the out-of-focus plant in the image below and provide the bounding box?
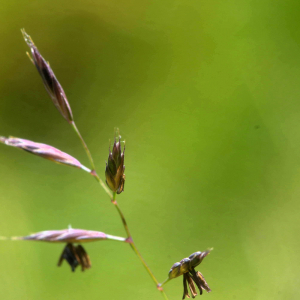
[0,30,213,300]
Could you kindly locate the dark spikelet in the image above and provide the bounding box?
[76,245,91,271]
[195,271,211,293]
[58,244,80,272]
[167,250,212,298]
[183,274,190,299]
[57,244,92,272]
[186,273,197,298]
[105,136,125,194]
[21,29,73,123]
[189,250,212,269]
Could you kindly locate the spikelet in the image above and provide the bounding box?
[21,29,73,123]
[19,228,127,243]
[0,136,89,171]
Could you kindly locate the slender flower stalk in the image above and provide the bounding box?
[72,172,168,298]
[71,121,96,171]
[111,193,131,239]
[111,192,170,300]
[91,170,113,198]
[111,192,156,283]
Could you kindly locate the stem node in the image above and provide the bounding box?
[90,170,97,177]
[125,237,133,244]
[157,284,163,291]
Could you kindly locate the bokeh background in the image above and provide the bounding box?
[1,1,300,299]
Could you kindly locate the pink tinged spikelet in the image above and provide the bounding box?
[0,136,89,171]
[20,228,127,243]
[21,29,73,123]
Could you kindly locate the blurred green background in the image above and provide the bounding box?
[1,0,300,299]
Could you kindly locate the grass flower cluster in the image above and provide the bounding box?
[0,30,213,300]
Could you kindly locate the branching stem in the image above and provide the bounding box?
[74,127,169,300]
[111,192,169,300]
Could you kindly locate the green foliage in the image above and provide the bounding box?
[1,0,300,299]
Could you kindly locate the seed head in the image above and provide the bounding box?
[22,228,109,243]
[0,136,86,170]
[167,250,212,299]
[21,29,73,123]
[105,137,125,194]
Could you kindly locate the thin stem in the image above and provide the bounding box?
[92,172,113,201]
[111,192,169,300]
[160,278,171,287]
[71,121,95,171]
[160,290,169,300]
[105,234,128,242]
[112,192,131,238]
[130,238,158,285]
